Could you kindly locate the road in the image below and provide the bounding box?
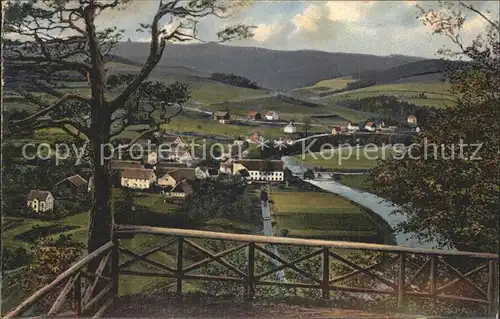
[282,156,439,249]
[261,196,286,282]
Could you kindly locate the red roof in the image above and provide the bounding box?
[365,121,375,126]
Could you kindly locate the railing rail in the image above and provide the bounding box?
[115,225,498,259]
[5,241,115,319]
[115,225,499,317]
[6,225,499,318]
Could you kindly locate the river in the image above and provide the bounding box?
[282,156,437,249]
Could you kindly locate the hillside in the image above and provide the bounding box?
[111,42,425,91]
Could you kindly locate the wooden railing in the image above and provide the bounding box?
[4,241,117,319]
[5,225,499,318]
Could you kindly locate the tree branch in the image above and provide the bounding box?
[458,1,500,32]
[115,104,183,151]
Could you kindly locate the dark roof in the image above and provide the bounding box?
[111,160,142,170]
[164,168,196,182]
[214,111,229,117]
[55,174,88,187]
[121,168,155,180]
[248,111,261,117]
[235,160,284,172]
[27,190,52,201]
[207,168,219,176]
[171,181,194,195]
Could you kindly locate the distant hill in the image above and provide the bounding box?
[111,42,425,91]
[353,59,454,85]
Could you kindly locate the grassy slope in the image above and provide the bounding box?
[322,82,456,108]
[289,77,354,100]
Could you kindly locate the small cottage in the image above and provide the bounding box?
[248,111,262,120]
[407,115,417,124]
[54,174,88,196]
[27,190,54,213]
[364,121,377,132]
[213,111,230,124]
[265,111,279,121]
[284,122,297,134]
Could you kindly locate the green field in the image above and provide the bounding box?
[294,147,393,170]
[322,82,457,108]
[270,186,379,239]
[289,77,354,100]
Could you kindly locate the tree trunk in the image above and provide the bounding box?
[88,139,113,253]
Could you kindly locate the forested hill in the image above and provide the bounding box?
[112,42,425,91]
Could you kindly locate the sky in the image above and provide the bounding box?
[98,0,499,58]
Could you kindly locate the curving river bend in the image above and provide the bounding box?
[282,156,437,249]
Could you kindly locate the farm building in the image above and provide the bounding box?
[233,159,284,182]
[213,111,231,124]
[248,111,262,120]
[265,111,279,121]
[53,174,88,196]
[120,168,156,190]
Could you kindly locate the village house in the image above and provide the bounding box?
[220,144,245,161]
[407,115,417,124]
[162,135,187,147]
[164,181,194,199]
[213,111,230,124]
[347,123,360,131]
[265,111,279,121]
[364,121,377,132]
[27,190,54,213]
[111,160,143,171]
[158,148,194,163]
[157,168,196,188]
[120,168,156,190]
[53,174,88,196]
[284,121,297,134]
[248,111,262,120]
[374,119,385,129]
[232,159,284,182]
[143,150,158,165]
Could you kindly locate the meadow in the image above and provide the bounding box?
[270,186,380,239]
[322,82,457,108]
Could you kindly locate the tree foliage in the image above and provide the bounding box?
[3,0,255,254]
[372,1,499,252]
[210,73,259,89]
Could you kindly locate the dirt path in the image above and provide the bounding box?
[107,296,405,318]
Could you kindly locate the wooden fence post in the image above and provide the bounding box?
[111,236,119,297]
[487,259,497,316]
[429,255,437,312]
[322,247,330,300]
[74,274,82,315]
[176,237,184,296]
[246,242,255,300]
[397,253,406,311]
